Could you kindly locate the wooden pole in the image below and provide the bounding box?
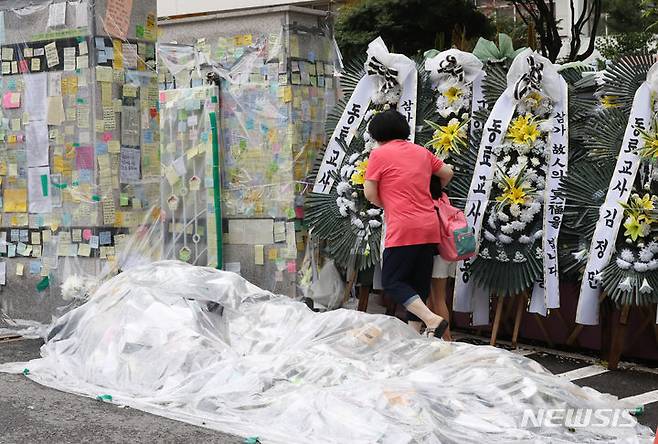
[607,304,631,370]
[511,293,527,348]
[490,296,505,346]
[357,285,370,312]
[534,313,554,347]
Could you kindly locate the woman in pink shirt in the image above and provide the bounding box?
[364,110,453,339]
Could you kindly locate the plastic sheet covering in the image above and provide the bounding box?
[1,261,653,443]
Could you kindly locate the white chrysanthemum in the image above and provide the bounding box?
[488,216,497,230]
[519,211,534,223]
[484,231,497,242]
[364,140,377,153]
[336,181,350,196]
[351,217,364,229]
[529,201,542,214]
[620,249,635,263]
[616,257,632,270]
[648,241,658,254]
[366,208,381,217]
[338,205,348,217]
[619,277,633,292]
[634,262,649,273]
[639,248,653,263]
[510,204,521,217]
[372,91,386,105]
[498,212,510,222]
[519,235,532,244]
[572,249,588,261]
[364,110,376,122]
[346,200,357,213]
[513,251,527,263]
[530,157,541,167]
[502,155,512,165]
[501,224,514,234]
[496,250,510,262]
[535,247,543,259]
[368,220,382,228]
[340,165,353,178]
[479,248,491,259]
[648,259,658,270]
[511,220,526,231]
[498,233,513,244]
[640,278,653,294]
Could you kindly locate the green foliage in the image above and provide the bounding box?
[603,0,651,32]
[596,32,657,61]
[493,14,532,50]
[335,0,495,60]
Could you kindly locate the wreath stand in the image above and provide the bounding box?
[490,291,528,347]
[567,294,658,370]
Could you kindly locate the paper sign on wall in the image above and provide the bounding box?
[104,0,133,40]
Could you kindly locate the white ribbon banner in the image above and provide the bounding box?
[453,89,516,318]
[576,82,651,325]
[313,37,417,194]
[313,75,376,194]
[529,77,570,315]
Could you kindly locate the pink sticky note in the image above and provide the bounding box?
[76,146,94,169]
[3,92,20,109]
[287,261,297,273]
[159,92,166,103]
[19,60,28,73]
[82,229,92,241]
[102,132,113,142]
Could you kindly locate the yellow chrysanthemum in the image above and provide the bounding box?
[639,132,658,159]
[443,86,464,105]
[495,168,534,207]
[624,214,649,242]
[507,114,541,146]
[635,194,655,212]
[350,160,368,185]
[600,95,620,109]
[425,119,468,157]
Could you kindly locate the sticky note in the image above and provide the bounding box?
[3,92,20,109]
[268,249,278,260]
[255,245,264,265]
[16,263,24,276]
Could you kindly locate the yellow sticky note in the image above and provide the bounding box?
[16,263,24,276]
[268,248,278,260]
[3,189,27,212]
[108,140,120,153]
[255,245,264,265]
[113,39,123,70]
[78,243,91,257]
[282,86,292,103]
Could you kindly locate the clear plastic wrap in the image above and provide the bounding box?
[1,260,653,443]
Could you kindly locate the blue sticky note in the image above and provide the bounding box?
[200,131,209,142]
[62,213,72,227]
[99,231,112,245]
[97,51,108,64]
[96,143,108,155]
[95,37,106,49]
[143,130,153,143]
[246,119,254,130]
[78,169,93,183]
[29,261,40,274]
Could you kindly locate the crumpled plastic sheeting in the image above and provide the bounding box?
[1,261,653,443]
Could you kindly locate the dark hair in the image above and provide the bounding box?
[430,175,443,200]
[368,109,411,142]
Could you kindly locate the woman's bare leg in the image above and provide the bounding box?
[429,278,452,341]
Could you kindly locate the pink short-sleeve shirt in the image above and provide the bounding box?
[365,140,444,248]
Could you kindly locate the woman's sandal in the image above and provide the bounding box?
[426,319,449,339]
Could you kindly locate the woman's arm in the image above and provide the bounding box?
[364,180,383,207]
[434,163,454,188]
